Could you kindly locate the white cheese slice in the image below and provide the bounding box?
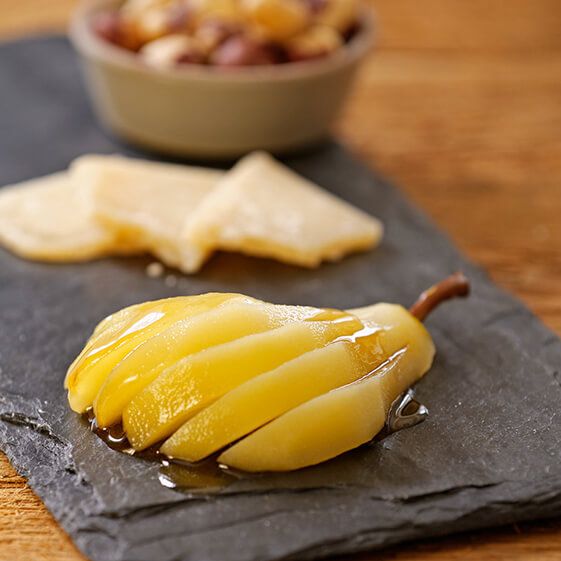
[182,151,383,270]
[0,172,128,262]
[71,155,224,272]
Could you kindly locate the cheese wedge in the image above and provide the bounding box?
[0,172,129,262]
[71,155,224,272]
[182,151,383,270]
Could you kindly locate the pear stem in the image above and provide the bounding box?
[409,272,470,321]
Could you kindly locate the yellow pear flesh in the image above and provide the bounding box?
[65,301,150,389]
[66,294,234,413]
[123,316,362,450]
[66,292,440,473]
[218,304,435,472]
[160,338,375,462]
[93,298,321,427]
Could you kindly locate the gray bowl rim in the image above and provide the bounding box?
[69,0,376,83]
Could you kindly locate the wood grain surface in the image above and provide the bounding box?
[1,1,560,560]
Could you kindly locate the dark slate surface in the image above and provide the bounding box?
[1,36,561,561]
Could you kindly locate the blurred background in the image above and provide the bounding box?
[2,1,560,333]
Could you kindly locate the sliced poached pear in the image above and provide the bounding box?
[66,293,235,413]
[67,273,470,473]
[65,300,149,389]
[218,304,435,472]
[93,298,321,427]
[123,315,363,450]
[160,338,375,462]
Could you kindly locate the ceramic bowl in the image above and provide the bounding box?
[70,0,374,159]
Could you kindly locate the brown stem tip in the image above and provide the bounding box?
[409,272,470,321]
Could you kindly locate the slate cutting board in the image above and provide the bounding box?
[1,36,561,561]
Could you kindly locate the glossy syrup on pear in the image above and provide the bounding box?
[84,388,428,495]
[83,311,427,493]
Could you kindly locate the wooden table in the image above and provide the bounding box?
[1,1,561,560]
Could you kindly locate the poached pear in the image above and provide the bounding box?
[66,274,469,472]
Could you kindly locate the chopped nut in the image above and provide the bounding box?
[140,34,206,68]
[146,261,165,278]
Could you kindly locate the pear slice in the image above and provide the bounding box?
[66,293,234,413]
[93,298,321,427]
[71,154,224,272]
[218,305,435,472]
[0,172,131,262]
[181,152,383,271]
[65,300,164,389]
[160,303,429,462]
[123,316,363,450]
[160,339,371,462]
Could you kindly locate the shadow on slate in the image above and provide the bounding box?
[1,35,561,561]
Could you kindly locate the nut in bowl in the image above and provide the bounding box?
[70,0,374,158]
